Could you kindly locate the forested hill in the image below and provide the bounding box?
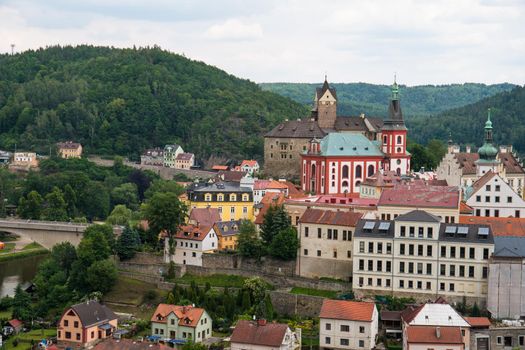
[407,85,525,153]
[0,46,308,161]
[260,82,515,117]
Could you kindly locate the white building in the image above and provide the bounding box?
[352,210,494,304]
[240,160,260,175]
[230,320,300,350]
[167,225,218,265]
[163,144,184,168]
[319,299,378,350]
[465,171,525,218]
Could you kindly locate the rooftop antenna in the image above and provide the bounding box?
[10,44,15,55]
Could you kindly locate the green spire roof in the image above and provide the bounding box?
[391,75,399,100]
[478,108,498,161]
[485,108,493,129]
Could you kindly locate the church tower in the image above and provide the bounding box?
[313,76,337,130]
[381,78,410,175]
[476,108,500,176]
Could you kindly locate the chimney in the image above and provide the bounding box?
[257,319,267,326]
[436,327,441,338]
[466,145,471,153]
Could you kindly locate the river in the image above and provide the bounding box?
[0,255,48,297]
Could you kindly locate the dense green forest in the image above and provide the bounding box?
[408,85,525,152]
[260,82,515,118]
[0,45,307,161]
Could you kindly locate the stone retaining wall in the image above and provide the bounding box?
[269,291,324,318]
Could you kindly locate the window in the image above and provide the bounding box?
[469,266,475,278]
[325,337,331,344]
[400,244,405,255]
[317,250,321,257]
[305,227,309,237]
[486,185,491,191]
[496,336,502,345]
[440,283,445,291]
[418,245,423,256]
[377,260,383,271]
[408,280,413,289]
[460,247,465,258]
[192,252,196,257]
[368,260,373,271]
[449,283,455,291]
[476,195,481,202]
[426,263,432,275]
[359,326,365,333]
[495,196,500,203]
[483,266,488,278]
[377,242,383,254]
[450,247,456,258]
[64,320,69,327]
[325,323,331,330]
[368,242,374,253]
[408,262,414,274]
[409,244,414,256]
[427,245,432,257]
[356,165,362,178]
[418,227,424,238]
[359,277,364,286]
[519,335,524,346]
[427,227,433,238]
[386,279,391,287]
[333,229,338,240]
[333,251,337,258]
[340,325,350,332]
[342,165,349,178]
[470,247,475,259]
[441,246,446,257]
[359,340,365,348]
[508,196,513,203]
[359,241,365,253]
[459,265,465,277]
[76,333,81,341]
[377,278,382,286]
[400,262,405,273]
[304,249,308,256]
[230,207,235,214]
[387,243,392,254]
[426,282,431,290]
[399,280,405,288]
[359,260,364,270]
[485,196,490,202]
[400,226,406,237]
[318,228,322,238]
[417,263,423,274]
[340,339,349,346]
[495,209,499,217]
[516,210,521,218]
[450,265,456,276]
[328,229,333,239]
[409,226,415,237]
[368,278,373,286]
[483,248,489,259]
[347,250,351,258]
[440,264,446,276]
[74,321,78,328]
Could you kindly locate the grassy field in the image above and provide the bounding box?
[2,328,56,350]
[290,287,338,299]
[0,242,15,254]
[172,273,273,289]
[0,308,12,319]
[0,248,49,262]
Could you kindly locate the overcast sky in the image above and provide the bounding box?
[1,0,524,85]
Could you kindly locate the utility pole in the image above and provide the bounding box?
[10,44,15,55]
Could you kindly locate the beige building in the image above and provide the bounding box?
[11,152,38,168]
[319,299,379,350]
[57,301,118,348]
[297,208,362,281]
[353,210,494,305]
[57,141,83,159]
[175,152,195,169]
[377,184,460,223]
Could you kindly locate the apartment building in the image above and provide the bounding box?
[168,225,218,265]
[352,210,494,304]
[297,208,362,281]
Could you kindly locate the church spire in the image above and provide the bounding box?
[478,108,498,161]
[391,74,399,101]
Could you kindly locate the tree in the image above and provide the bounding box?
[426,139,447,167]
[107,204,133,226]
[145,179,185,199]
[111,182,139,210]
[237,220,265,259]
[268,227,299,260]
[50,242,77,274]
[83,224,116,252]
[85,259,118,294]
[63,184,78,218]
[260,205,291,244]
[116,226,141,260]
[11,285,32,321]
[407,143,434,172]
[243,277,268,307]
[182,342,207,350]
[128,169,151,201]
[42,186,68,221]
[18,190,43,219]
[80,181,110,220]
[142,192,187,260]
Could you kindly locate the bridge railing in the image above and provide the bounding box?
[0,217,91,227]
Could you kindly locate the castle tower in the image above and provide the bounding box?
[313,76,337,130]
[381,78,409,175]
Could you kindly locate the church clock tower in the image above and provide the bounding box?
[313,76,337,130]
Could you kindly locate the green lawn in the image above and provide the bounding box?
[103,276,164,306]
[290,287,338,298]
[0,248,49,262]
[3,328,56,350]
[0,308,12,319]
[0,242,15,254]
[173,273,273,289]
[22,242,43,250]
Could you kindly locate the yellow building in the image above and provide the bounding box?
[213,220,241,251]
[187,182,254,222]
[57,141,83,159]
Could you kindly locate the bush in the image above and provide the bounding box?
[143,290,158,304]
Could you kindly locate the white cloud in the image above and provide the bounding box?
[205,19,263,41]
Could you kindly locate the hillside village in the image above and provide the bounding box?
[2,76,525,350]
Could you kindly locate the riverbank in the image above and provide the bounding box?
[0,246,49,263]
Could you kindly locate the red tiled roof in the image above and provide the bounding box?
[241,160,258,167]
[460,201,474,215]
[212,165,229,171]
[464,317,491,328]
[400,305,425,324]
[8,319,22,329]
[320,300,375,322]
[255,193,286,225]
[175,153,194,161]
[189,208,221,226]
[216,170,246,182]
[254,180,289,191]
[378,185,460,209]
[406,325,463,345]
[151,304,205,328]
[362,171,402,187]
[459,216,525,236]
[93,339,171,350]
[499,152,524,174]
[299,208,362,227]
[230,320,288,347]
[174,225,213,241]
[57,141,81,149]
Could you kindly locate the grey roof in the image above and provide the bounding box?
[494,236,525,257]
[354,219,395,238]
[395,210,441,223]
[70,301,117,327]
[382,99,406,131]
[215,220,241,236]
[438,223,494,244]
[265,119,326,138]
[316,79,337,100]
[190,181,252,193]
[334,116,384,132]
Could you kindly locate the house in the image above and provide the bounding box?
[188,207,221,226]
[168,225,218,265]
[379,310,402,336]
[163,144,184,168]
[401,300,471,350]
[141,148,164,166]
[239,160,260,175]
[230,319,300,350]
[469,323,525,350]
[297,208,362,281]
[7,319,23,334]
[216,170,247,182]
[465,171,525,218]
[214,220,241,250]
[0,150,12,164]
[352,210,494,304]
[319,299,379,350]
[377,184,461,223]
[187,181,254,221]
[175,153,195,169]
[11,152,38,168]
[93,339,171,350]
[436,112,525,196]
[151,304,212,343]
[57,141,82,159]
[253,179,290,204]
[57,300,118,348]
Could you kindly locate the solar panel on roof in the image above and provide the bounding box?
[445,226,457,234]
[363,221,375,230]
[378,222,391,231]
[478,227,489,235]
[457,226,469,235]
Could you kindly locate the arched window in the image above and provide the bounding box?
[311,164,316,176]
[342,180,349,189]
[205,193,212,201]
[355,165,362,178]
[229,194,237,201]
[342,165,349,178]
[368,165,375,177]
[396,168,401,176]
[397,135,402,144]
[355,180,361,188]
[217,194,224,201]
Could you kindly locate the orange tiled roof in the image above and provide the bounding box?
[174,225,213,241]
[460,201,474,215]
[212,165,229,171]
[406,325,463,345]
[241,160,258,167]
[464,316,491,328]
[320,300,375,322]
[459,216,525,236]
[151,304,205,328]
[299,208,362,227]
